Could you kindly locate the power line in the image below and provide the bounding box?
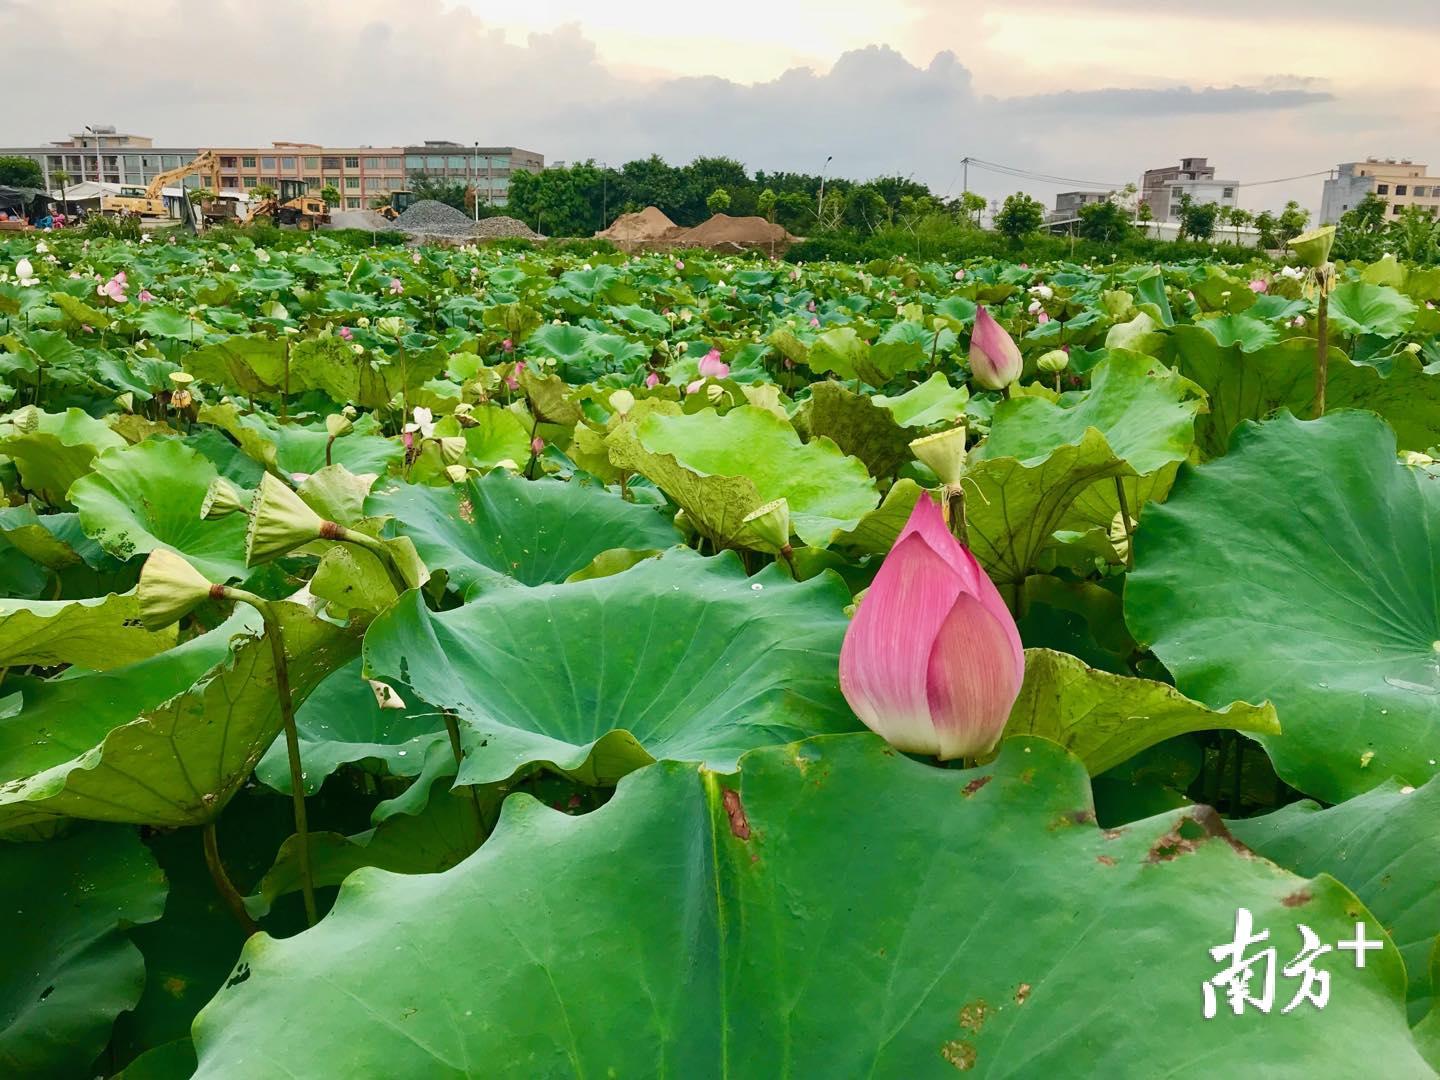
[956,155,1336,193]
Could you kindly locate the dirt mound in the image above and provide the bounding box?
[473,215,540,240]
[597,205,681,245]
[671,213,796,252]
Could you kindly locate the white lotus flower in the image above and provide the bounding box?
[34,241,47,254]
[15,258,37,286]
[403,406,435,439]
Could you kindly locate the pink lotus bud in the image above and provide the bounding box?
[501,338,514,352]
[1019,263,1029,269]
[1248,279,1268,293]
[809,316,820,327]
[839,494,1024,760]
[504,370,520,390]
[530,436,545,455]
[675,259,685,270]
[954,269,965,281]
[388,277,404,295]
[402,431,414,450]
[807,300,816,312]
[1036,311,1050,324]
[81,324,93,333]
[685,378,704,395]
[698,348,729,379]
[338,326,354,341]
[138,289,155,303]
[645,372,661,388]
[968,306,1023,391]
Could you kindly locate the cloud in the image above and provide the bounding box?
[0,0,1427,214]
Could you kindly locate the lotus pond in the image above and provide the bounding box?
[0,231,1438,1077]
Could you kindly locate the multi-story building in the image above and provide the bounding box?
[1141,157,1238,221]
[1320,159,1440,223]
[11,128,204,191]
[403,142,545,207]
[1050,190,1113,221]
[1,129,544,209]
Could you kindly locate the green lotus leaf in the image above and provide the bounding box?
[362,550,859,786]
[870,319,954,378]
[1231,774,1440,1021]
[198,402,401,479]
[964,427,1133,587]
[0,602,361,833]
[191,736,1428,1077]
[793,381,913,477]
[70,438,250,581]
[184,334,289,397]
[1195,313,1279,352]
[871,372,970,428]
[1000,648,1279,775]
[367,469,680,592]
[606,405,877,548]
[1328,281,1418,339]
[1170,325,1440,455]
[0,591,176,669]
[1126,411,1440,803]
[0,407,127,506]
[805,326,867,380]
[829,477,924,554]
[0,505,103,570]
[0,825,166,1077]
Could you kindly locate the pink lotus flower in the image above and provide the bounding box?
[806,300,816,312]
[674,259,685,270]
[645,372,661,388]
[685,379,704,395]
[698,348,729,379]
[954,269,965,281]
[81,323,93,333]
[809,316,820,327]
[1249,279,1268,294]
[96,272,127,303]
[138,289,155,303]
[338,326,354,341]
[839,494,1024,760]
[1036,311,1051,324]
[411,252,422,265]
[388,277,404,295]
[501,338,514,353]
[530,436,545,456]
[968,306,1023,391]
[504,370,520,390]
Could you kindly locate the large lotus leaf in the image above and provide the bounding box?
[0,602,360,833]
[793,381,913,477]
[0,505,91,569]
[1000,648,1279,775]
[1231,775,1440,1022]
[976,352,1203,476]
[0,825,167,1077]
[183,334,289,397]
[607,405,877,548]
[871,372,970,428]
[255,657,447,797]
[0,407,127,506]
[964,427,1132,587]
[198,402,401,478]
[870,319,955,379]
[0,591,176,669]
[70,439,250,581]
[1195,313,1278,352]
[367,469,680,592]
[362,551,859,786]
[1328,281,1417,338]
[1126,411,1440,803]
[1170,325,1440,455]
[190,735,1429,1077]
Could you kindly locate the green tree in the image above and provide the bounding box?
[1176,193,1219,241]
[319,184,341,208]
[1137,201,1155,224]
[51,168,71,217]
[1389,205,1440,263]
[1254,210,1279,248]
[406,174,468,213]
[705,187,732,215]
[994,192,1045,244]
[957,191,987,225]
[0,156,44,188]
[1277,200,1310,245]
[1226,207,1254,245]
[1076,198,1136,243]
[756,187,777,223]
[251,184,277,203]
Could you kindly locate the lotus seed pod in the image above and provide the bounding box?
[137,549,219,631]
[168,370,195,386]
[1036,349,1069,374]
[740,498,792,555]
[909,426,969,486]
[609,389,636,416]
[245,473,329,565]
[438,437,467,466]
[1288,225,1336,269]
[201,477,248,521]
[326,413,354,439]
[443,464,470,483]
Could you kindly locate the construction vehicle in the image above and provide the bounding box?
[375,189,416,221]
[241,180,331,230]
[100,151,221,218]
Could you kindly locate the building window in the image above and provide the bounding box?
[322,156,340,169]
[305,176,321,190]
[346,197,360,209]
[1222,187,1234,198]
[305,156,320,169]
[324,175,340,189]
[492,156,510,169]
[363,157,381,170]
[423,155,444,170]
[220,156,237,169]
[244,177,258,188]
[281,157,296,171]
[345,176,360,189]
[1394,204,1404,215]
[242,156,257,168]
[1414,186,1429,197]
[344,156,359,169]
[261,157,277,170]
[1377,184,1389,195]
[384,157,402,171]
[405,155,424,170]
[222,176,237,189]
[1395,184,1408,196]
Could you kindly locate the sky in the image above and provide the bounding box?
[3,0,1436,214]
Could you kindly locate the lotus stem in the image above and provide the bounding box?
[945,485,969,550]
[1114,477,1134,570]
[203,820,258,937]
[223,588,316,927]
[328,525,411,595]
[442,711,487,843]
[1315,272,1329,418]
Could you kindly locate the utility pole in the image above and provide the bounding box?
[472,141,479,222]
[602,161,608,230]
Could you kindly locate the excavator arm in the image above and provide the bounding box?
[101,151,222,218]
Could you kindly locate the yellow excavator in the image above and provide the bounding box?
[100,151,221,218]
[241,180,331,230]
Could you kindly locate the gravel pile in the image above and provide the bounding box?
[394,199,479,237]
[326,208,391,231]
[472,216,540,240]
